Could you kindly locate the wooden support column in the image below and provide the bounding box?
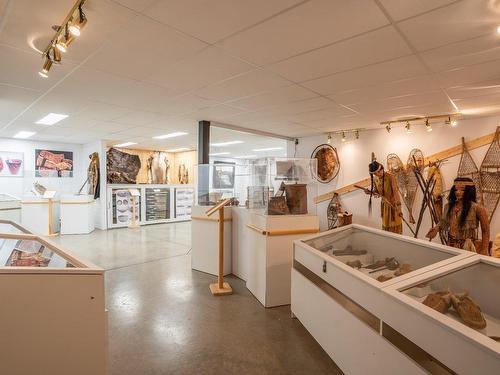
[198,120,210,206]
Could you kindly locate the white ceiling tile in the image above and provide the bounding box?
[85,15,207,81]
[182,104,247,122]
[217,0,389,66]
[397,1,500,51]
[437,59,500,88]
[447,78,500,101]
[0,84,40,126]
[378,0,456,21]
[454,92,500,117]
[108,111,164,126]
[269,26,412,82]
[420,34,500,72]
[226,84,318,111]
[145,46,255,95]
[196,69,291,102]
[330,75,440,105]
[112,0,157,12]
[143,0,303,44]
[302,55,427,96]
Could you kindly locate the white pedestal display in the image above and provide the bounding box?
[0,233,107,375]
[191,205,232,276]
[244,211,319,307]
[60,194,95,234]
[0,194,21,222]
[21,196,60,236]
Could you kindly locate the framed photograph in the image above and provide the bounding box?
[212,161,235,189]
[0,151,24,177]
[35,149,73,178]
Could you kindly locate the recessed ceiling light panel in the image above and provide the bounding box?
[113,142,137,147]
[209,152,230,156]
[153,132,188,140]
[210,141,243,147]
[14,131,36,139]
[35,113,68,125]
[252,147,283,152]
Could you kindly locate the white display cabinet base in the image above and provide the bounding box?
[60,194,95,235]
[245,211,319,308]
[291,268,426,374]
[21,197,60,236]
[191,205,232,276]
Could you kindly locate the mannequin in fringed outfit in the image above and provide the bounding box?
[427,177,490,255]
[366,158,403,234]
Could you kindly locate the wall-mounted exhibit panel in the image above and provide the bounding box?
[0,232,107,375]
[107,184,194,228]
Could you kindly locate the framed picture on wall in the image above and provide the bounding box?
[35,149,73,178]
[0,151,24,177]
[212,161,235,189]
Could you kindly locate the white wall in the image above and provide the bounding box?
[295,115,500,241]
[0,138,86,197]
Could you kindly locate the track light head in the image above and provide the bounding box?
[327,133,332,144]
[425,119,432,132]
[355,130,359,139]
[69,5,87,36]
[341,131,346,142]
[445,116,451,125]
[451,120,458,127]
[38,57,52,78]
[405,121,411,134]
[386,124,391,133]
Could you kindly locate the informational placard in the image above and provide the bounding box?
[0,151,24,177]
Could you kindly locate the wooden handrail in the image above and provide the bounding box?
[315,131,497,204]
[246,224,319,236]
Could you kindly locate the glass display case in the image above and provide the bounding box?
[0,193,21,222]
[195,163,250,206]
[383,256,500,373]
[110,188,141,227]
[175,187,194,219]
[0,232,106,374]
[145,187,170,221]
[0,219,31,234]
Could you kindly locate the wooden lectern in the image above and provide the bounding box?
[205,198,233,296]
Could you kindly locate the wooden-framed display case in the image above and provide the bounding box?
[0,231,107,375]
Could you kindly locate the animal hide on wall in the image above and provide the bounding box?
[147,151,170,184]
[106,147,141,184]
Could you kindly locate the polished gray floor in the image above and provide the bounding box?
[54,223,340,374]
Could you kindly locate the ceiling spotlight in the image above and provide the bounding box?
[425,119,432,132]
[56,29,74,53]
[38,57,53,77]
[341,131,346,142]
[68,4,87,36]
[355,130,359,139]
[451,120,458,127]
[497,25,500,34]
[49,46,62,63]
[445,116,451,125]
[405,121,411,134]
[386,124,391,133]
[327,133,332,144]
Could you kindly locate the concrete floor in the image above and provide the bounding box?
[53,223,341,374]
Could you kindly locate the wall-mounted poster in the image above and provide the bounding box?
[0,151,24,177]
[212,161,235,189]
[35,149,73,177]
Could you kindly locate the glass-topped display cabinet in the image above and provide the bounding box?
[0,231,106,374]
[0,193,21,221]
[294,224,474,319]
[0,219,31,234]
[196,163,251,206]
[383,256,500,373]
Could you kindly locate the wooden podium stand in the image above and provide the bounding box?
[206,199,233,296]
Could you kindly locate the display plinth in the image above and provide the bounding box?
[191,205,232,276]
[21,195,60,236]
[245,210,319,307]
[60,194,95,234]
[209,282,233,296]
